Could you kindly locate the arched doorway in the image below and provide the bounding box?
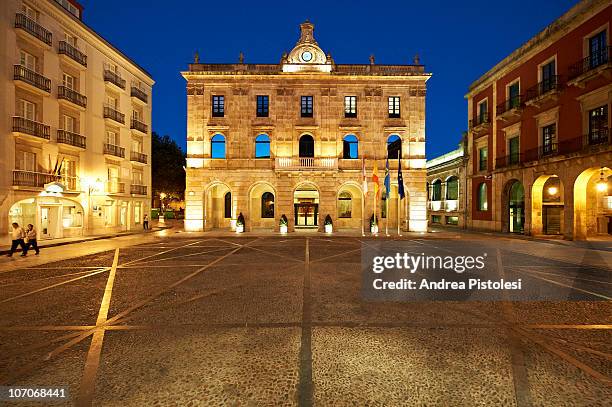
[294,183,319,228]
[299,134,314,158]
[8,196,84,240]
[336,182,364,230]
[531,175,564,235]
[248,182,276,231]
[507,181,525,234]
[205,183,232,230]
[387,134,401,159]
[573,166,611,239]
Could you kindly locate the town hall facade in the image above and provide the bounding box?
[182,21,430,233]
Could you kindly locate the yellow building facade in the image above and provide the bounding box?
[183,22,429,233]
[0,0,153,241]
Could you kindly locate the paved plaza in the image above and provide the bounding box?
[0,230,610,406]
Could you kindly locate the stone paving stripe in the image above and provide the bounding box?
[131,246,236,265]
[77,248,120,407]
[1,270,96,287]
[0,268,109,304]
[119,239,207,267]
[513,268,611,300]
[298,238,313,407]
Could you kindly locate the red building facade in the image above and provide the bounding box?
[465,0,611,239]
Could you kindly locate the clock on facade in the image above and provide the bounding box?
[301,51,313,62]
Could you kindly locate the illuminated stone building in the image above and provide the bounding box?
[465,0,611,239]
[0,0,153,240]
[426,140,467,228]
[182,21,430,233]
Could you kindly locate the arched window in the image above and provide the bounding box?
[224,192,231,218]
[342,135,358,159]
[387,135,401,159]
[432,180,442,201]
[299,134,314,157]
[261,192,274,218]
[446,176,459,200]
[338,191,352,218]
[477,183,488,211]
[211,134,226,159]
[255,134,270,158]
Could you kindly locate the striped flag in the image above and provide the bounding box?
[398,157,405,199]
[372,161,379,199]
[384,158,391,196]
[362,158,368,195]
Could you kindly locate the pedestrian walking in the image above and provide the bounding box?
[7,222,27,257]
[25,224,40,255]
[143,214,149,231]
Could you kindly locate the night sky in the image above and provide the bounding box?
[80,0,578,158]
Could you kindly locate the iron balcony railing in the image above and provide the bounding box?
[130,86,148,103]
[525,75,562,102]
[586,127,610,146]
[103,69,126,89]
[14,13,52,46]
[103,143,125,158]
[103,105,125,124]
[106,178,125,194]
[14,65,51,93]
[57,130,86,148]
[568,46,611,81]
[496,95,523,115]
[524,143,558,161]
[558,128,611,154]
[58,85,87,108]
[58,41,87,67]
[130,151,148,164]
[13,170,59,187]
[12,116,50,140]
[130,184,147,195]
[495,153,522,168]
[469,112,489,129]
[130,118,148,133]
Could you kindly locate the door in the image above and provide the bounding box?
[589,30,607,68]
[294,203,318,226]
[40,206,59,239]
[544,206,562,235]
[541,60,556,92]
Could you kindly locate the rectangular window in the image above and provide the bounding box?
[301,96,313,117]
[19,99,36,120]
[16,150,36,171]
[132,170,143,184]
[478,147,488,171]
[589,30,607,68]
[20,50,36,71]
[588,105,608,144]
[542,124,556,155]
[388,96,400,118]
[105,94,117,109]
[477,100,488,124]
[22,4,37,20]
[508,82,520,109]
[344,96,357,118]
[131,138,142,153]
[62,114,75,132]
[62,73,75,90]
[106,130,118,145]
[431,215,441,224]
[541,60,556,92]
[445,216,459,225]
[65,32,77,47]
[256,95,269,117]
[212,95,224,117]
[508,136,520,164]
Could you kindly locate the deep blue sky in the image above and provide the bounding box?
[81,0,578,158]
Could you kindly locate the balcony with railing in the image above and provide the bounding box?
[130,117,148,133]
[495,153,522,169]
[14,65,51,93]
[103,143,125,158]
[103,105,125,124]
[14,13,52,46]
[13,170,58,188]
[469,113,491,134]
[275,157,338,171]
[524,143,558,162]
[58,85,87,108]
[525,76,562,107]
[58,41,87,67]
[57,129,86,149]
[106,178,125,194]
[130,151,148,164]
[130,184,147,195]
[496,95,523,121]
[558,128,611,155]
[103,69,126,89]
[12,116,50,140]
[131,86,148,104]
[568,46,611,86]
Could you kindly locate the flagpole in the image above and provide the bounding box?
[397,191,401,236]
[361,157,365,237]
[385,196,389,236]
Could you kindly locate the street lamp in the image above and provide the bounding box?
[596,169,607,193]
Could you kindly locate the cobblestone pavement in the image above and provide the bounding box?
[0,233,610,406]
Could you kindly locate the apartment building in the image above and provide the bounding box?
[182,21,430,233]
[465,0,611,239]
[0,0,154,240]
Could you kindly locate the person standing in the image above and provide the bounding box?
[7,222,27,257]
[143,214,149,231]
[25,224,40,255]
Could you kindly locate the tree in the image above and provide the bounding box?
[152,132,186,202]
